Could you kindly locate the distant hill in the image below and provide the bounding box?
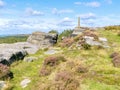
[0,34,29,44]
[104,25,120,31]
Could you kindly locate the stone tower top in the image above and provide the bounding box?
[78,17,80,28]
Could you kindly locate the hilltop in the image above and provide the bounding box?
[0,27,120,90]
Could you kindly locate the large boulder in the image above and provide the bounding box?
[27,32,58,48]
[0,32,58,65]
[0,42,39,65]
[0,48,27,65]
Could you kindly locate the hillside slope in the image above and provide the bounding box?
[1,29,120,90]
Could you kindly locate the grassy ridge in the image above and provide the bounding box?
[0,35,29,44]
[2,29,120,90]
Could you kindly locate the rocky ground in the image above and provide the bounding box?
[0,32,58,66]
[1,30,120,90]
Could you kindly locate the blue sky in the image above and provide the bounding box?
[0,0,120,35]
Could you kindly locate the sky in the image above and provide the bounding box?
[0,0,120,35]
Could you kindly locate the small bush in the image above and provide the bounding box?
[39,66,51,76]
[53,71,80,90]
[49,30,58,34]
[110,52,119,58]
[73,35,83,42]
[59,38,74,47]
[76,66,88,73]
[110,52,120,67]
[82,43,91,50]
[0,64,13,79]
[112,56,120,67]
[39,55,66,76]
[44,55,66,66]
[83,30,98,40]
[58,29,73,41]
[66,61,75,69]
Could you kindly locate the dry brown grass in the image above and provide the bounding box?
[59,38,74,47]
[39,55,66,76]
[83,30,99,40]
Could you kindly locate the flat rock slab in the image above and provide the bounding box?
[20,78,31,88]
[0,42,39,54]
[0,42,39,65]
[24,56,38,62]
[0,81,7,90]
[44,48,63,55]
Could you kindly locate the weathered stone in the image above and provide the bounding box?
[24,56,38,62]
[99,37,107,42]
[85,39,101,46]
[0,81,7,90]
[27,31,58,49]
[20,78,31,88]
[0,49,27,65]
[44,48,63,55]
[0,42,40,65]
[83,36,94,40]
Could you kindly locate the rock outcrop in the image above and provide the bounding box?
[0,31,58,65]
[0,42,39,65]
[27,32,58,48]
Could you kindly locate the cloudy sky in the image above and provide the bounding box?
[0,0,120,35]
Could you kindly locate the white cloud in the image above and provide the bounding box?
[104,0,112,4]
[25,8,44,16]
[61,17,73,22]
[0,0,5,7]
[74,2,82,5]
[77,13,96,19]
[57,17,75,28]
[0,13,120,35]
[52,8,73,15]
[0,17,75,35]
[85,2,100,7]
[74,1,101,7]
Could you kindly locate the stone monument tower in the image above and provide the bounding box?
[72,17,85,36]
[78,17,80,28]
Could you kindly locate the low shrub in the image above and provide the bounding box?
[59,38,74,47]
[82,43,91,50]
[83,30,98,40]
[110,52,119,58]
[0,64,13,79]
[110,52,120,67]
[73,35,83,42]
[66,61,75,69]
[76,66,88,73]
[39,55,66,76]
[112,55,120,67]
[53,71,80,90]
[44,55,66,66]
[39,66,51,76]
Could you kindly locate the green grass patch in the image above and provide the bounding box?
[0,35,28,44]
